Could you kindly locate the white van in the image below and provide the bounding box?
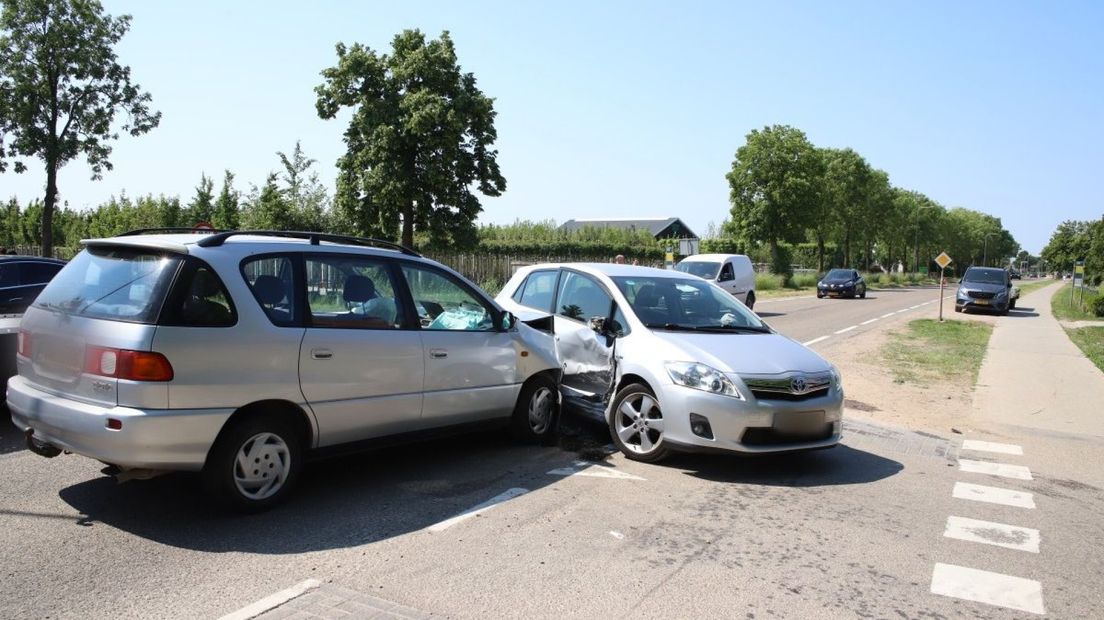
[674,254,756,308]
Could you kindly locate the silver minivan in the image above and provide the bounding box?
[498,263,843,462]
[8,231,560,510]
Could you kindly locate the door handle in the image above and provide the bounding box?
[429,348,448,359]
[311,348,333,360]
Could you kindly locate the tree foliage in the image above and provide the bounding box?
[316,29,506,249]
[0,0,160,255]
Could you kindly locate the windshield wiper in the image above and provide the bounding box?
[645,323,770,333]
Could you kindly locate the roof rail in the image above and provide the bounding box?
[119,227,221,236]
[194,230,422,257]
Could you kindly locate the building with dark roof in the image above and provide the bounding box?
[558,217,700,255]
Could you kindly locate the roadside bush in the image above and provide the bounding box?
[888,273,903,285]
[866,273,883,286]
[756,273,784,291]
[906,272,923,284]
[1092,294,1104,317]
[791,273,818,288]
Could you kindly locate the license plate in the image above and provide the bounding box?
[773,411,826,435]
[975,299,989,306]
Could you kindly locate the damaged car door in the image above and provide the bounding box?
[553,271,617,416]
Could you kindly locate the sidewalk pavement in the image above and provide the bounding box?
[239,581,430,620]
[970,282,1104,489]
[972,282,1104,439]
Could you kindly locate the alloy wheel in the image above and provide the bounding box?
[615,393,665,454]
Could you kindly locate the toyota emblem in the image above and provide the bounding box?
[790,376,807,394]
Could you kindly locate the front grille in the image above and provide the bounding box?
[742,424,834,446]
[967,291,995,300]
[749,387,830,402]
[742,374,832,401]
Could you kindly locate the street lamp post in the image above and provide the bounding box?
[983,232,997,266]
[914,205,937,274]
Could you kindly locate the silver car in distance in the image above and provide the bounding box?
[8,231,560,511]
[497,264,843,462]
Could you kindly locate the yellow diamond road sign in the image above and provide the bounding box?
[935,252,952,269]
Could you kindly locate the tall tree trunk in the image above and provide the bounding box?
[816,234,825,273]
[401,202,414,248]
[843,230,851,268]
[43,160,58,257]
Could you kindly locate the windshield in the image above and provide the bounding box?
[674,261,721,279]
[611,276,767,331]
[825,269,853,280]
[33,247,182,323]
[962,269,1007,285]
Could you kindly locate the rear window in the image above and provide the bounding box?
[33,247,182,324]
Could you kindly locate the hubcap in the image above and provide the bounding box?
[233,432,291,501]
[528,386,555,434]
[615,393,665,454]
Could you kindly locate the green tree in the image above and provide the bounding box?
[187,173,215,225]
[277,141,329,231]
[316,29,506,249]
[212,170,240,231]
[0,0,160,256]
[1041,220,1092,274]
[241,173,293,231]
[726,125,823,274]
[820,148,876,267]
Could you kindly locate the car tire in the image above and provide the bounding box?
[1009,299,1016,310]
[954,306,963,313]
[203,414,303,513]
[745,291,756,310]
[609,383,670,463]
[511,373,559,444]
[817,292,825,299]
[860,287,866,299]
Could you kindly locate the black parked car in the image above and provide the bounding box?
[817,269,867,299]
[1,256,67,387]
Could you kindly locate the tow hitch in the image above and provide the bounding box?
[25,429,62,458]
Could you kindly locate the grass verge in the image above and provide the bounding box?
[1051,283,1101,322]
[882,319,994,386]
[1064,327,1104,374]
[1013,278,1056,297]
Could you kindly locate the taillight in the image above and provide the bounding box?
[84,347,174,382]
[17,330,32,358]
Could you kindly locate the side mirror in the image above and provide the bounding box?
[499,311,515,331]
[588,316,607,334]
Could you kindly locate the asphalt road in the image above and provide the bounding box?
[1,285,1100,619]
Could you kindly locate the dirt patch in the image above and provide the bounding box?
[817,312,999,436]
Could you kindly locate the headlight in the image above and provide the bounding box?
[995,290,1008,299]
[665,362,743,399]
[830,366,843,393]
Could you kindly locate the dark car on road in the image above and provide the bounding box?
[817,269,866,299]
[1,256,67,387]
[955,266,1014,315]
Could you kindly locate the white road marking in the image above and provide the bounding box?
[881,312,896,318]
[910,304,922,309]
[426,488,529,532]
[548,461,646,480]
[834,325,857,334]
[944,516,1040,553]
[959,459,1033,480]
[218,579,322,620]
[896,309,910,314]
[860,318,879,325]
[962,440,1024,455]
[930,563,1044,615]
[953,482,1036,509]
[803,335,830,346]
[609,531,625,540]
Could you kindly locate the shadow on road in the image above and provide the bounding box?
[1007,307,1040,318]
[57,431,577,555]
[1,407,26,456]
[673,444,902,487]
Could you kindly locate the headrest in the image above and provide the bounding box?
[343,275,377,303]
[634,285,660,307]
[252,275,286,306]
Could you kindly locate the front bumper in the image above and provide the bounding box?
[7,375,232,470]
[819,285,856,296]
[653,383,843,454]
[956,297,1009,313]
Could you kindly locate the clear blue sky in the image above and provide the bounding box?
[4,0,1103,254]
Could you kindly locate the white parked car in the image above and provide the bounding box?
[497,263,843,462]
[674,253,756,309]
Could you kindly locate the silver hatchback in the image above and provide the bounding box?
[8,231,560,511]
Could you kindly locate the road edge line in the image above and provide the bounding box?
[219,579,323,620]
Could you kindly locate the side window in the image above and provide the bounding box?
[20,262,62,285]
[0,263,18,287]
[557,272,612,322]
[242,256,296,326]
[517,270,559,312]
[719,263,734,280]
[305,256,404,329]
[174,266,236,327]
[402,264,494,331]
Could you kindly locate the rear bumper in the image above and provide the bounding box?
[6,375,232,471]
